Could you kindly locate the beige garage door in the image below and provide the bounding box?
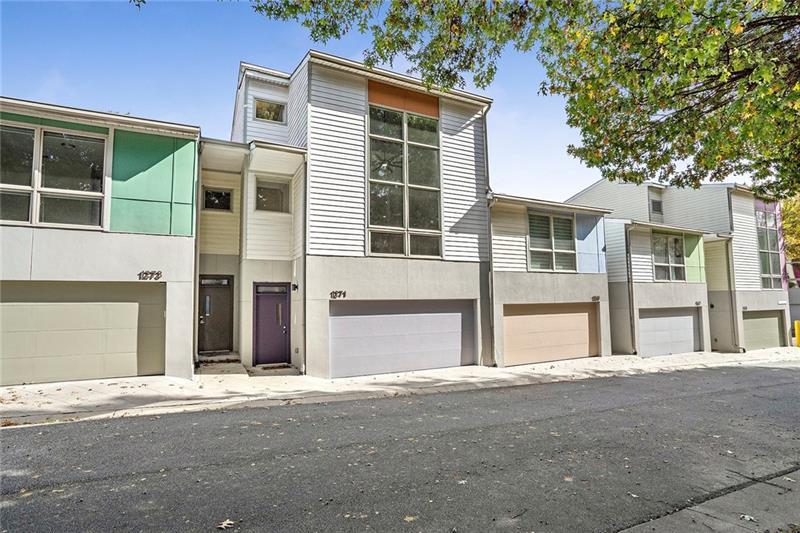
[0,281,165,385]
[743,310,785,350]
[503,303,599,366]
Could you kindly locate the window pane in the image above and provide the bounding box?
[671,266,686,281]
[407,114,438,146]
[256,186,288,212]
[772,276,783,289]
[530,251,553,270]
[762,277,773,289]
[755,210,766,227]
[41,132,104,192]
[553,218,574,251]
[529,214,551,249]
[408,188,440,230]
[669,236,684,265]
[0,125,34,186]
[369,107,403,139]
[410,234,440,256]
[408,145,439,187]
[652,234,668,264]
[370,231,404,254]
[369,182,404,227]
[770,252,781,275]
[39,196,101,226]
[255,100,285,122]
[369,138,403,183]
[760,252,772,275]
[650,199,663,214]
[757,228,768,250]
[766,212,776,228]
[768,229,779,252]
[204,189,231,210]
[0,191,31,221]
[554,252,576,271]
[654,265,670,280]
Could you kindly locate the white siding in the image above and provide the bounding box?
[292,164,305,258]
[730,191,761,290]
[705,239,730,291]
[441,101,489,262]
[491,205,527,272]
[231,84,245,143]
[199,170,241,255]
[287,58,309,147]
[306,65,367,256]
[244,174,293,261]
[661,186,731,233]
[630,228,654,282]
[568,180,650,221]
[246,78,290,144]
[605,219,628,282]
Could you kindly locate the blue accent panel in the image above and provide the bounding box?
[575,213,606,273]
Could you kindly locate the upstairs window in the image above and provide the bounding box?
[756,207,782,289]
[256,182,289,213]
[650,199,663,215]
[652,232,685,281]
[254,99,286,123]
[528,213,576,271]
[368,105,440,257]
[203,188,232,211]
[0,123,105,227]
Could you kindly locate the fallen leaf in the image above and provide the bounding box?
[627,492,639,498]
[739,514,757,522]
[217,519,236,529]
[403,515,417,523]
[783,476,796,483]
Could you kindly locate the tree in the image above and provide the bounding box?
[248,0,799,198]
[782,196,800,261]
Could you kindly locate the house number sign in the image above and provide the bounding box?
[137,270,163,281]
[330,290,346,299]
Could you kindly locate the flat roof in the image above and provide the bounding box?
[492,192,612,215]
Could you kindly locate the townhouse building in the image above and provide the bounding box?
[569,180,790,352]
[0,97,199,385]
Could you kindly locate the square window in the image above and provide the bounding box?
[39,195,101,226]
[0,125,35,186]
[408,188,439,230]
[370,231,404,254]
[0,190,31,222]
[407,145,439,187]
[554,252,576,271]
[530,251,553,270]
[650,199,663,214]
[369,138,403,183]
[204,189,231,210]
[369,107,403,139]
[410,234,440,256]
[671,266,686,281]
[41,131,104,192]
[407,114,438,146]
[256,183,289,213]
[654,265,670,281]
[255,100,285,122]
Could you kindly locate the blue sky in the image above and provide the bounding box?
[0,1,601,201]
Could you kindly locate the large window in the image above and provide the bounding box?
[528,213,576,271]
[756,207,782,289]
[652,232,686,281]
[254,99,286,123]
[368,105,440,257]
[0,123,105,227]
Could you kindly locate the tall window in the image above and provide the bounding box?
[0,123,105,227]
[528,213,576,271]
[756,207,782,289]
[368,105,440,257]
[652,232,686,281]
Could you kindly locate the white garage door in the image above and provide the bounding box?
[743,310,784,350]
[639,308,700,357]
[329,300,474,378]
[0,281,166,385]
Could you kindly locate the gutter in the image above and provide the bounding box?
[483,102,496,367]
[625,224,638,355]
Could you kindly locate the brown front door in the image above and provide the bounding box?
[198,276,233,353]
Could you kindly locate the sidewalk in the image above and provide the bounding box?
[2,347,799,426]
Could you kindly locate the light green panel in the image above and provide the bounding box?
[0,112,109,135]
[110,199,171,234]
[170,203,194,236]
[171,138,197,205]
[684,234,706,283]
[112,130,176,202]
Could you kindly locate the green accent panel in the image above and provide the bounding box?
[110,199,171,234]
[171,139,197,205]
[170,203,194,236]
[0,112,108,134]
[684,234,706,283]
[112,130,176,202]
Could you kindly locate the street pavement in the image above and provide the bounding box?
[1,364,798,532]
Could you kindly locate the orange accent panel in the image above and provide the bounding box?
[368,80,439,118]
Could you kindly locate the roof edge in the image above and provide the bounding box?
[492,192,612,215]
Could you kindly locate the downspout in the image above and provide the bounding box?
[625,224,637,355]
[193,140,203,371]
[726,238,742,351]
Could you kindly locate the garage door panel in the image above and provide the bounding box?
[743,310,784,350]
[638,308,699,356]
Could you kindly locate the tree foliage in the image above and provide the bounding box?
[781,196,800,260]
[251,0,800,197]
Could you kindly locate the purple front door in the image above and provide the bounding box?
[253,283,290,365]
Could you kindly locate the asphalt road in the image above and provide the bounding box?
[1,364,799,532]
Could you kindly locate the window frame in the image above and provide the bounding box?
[756,206,782,290]
[254,179,291,214]
[526,211,578,273]
[650,198,663,215]
[253,98,287,125]
[366,104,442,259]
[0,119,111,230]
[202,187,233,212]
[651,231,687,282]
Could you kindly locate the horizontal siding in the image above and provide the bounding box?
[287,58,308,147]
[569,180,650,221]
[705,239,730,291]
[306,66,367,256]
[731,191,761,290]
[661,186,731,233]
[199,171,241,255]
[231,87,245,143]
[630,228,653,282]
[244,176,293,261]
[441,101,489,262]
[605,219,628,282]
[246,79,290,144]
[491,205,528,272]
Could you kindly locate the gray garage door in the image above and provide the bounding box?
[638,308,700,357]
[743,310,784,350]
[0,281,166,385]
[329,300,474,378]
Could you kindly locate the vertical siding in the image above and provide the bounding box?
[605,219,628,282]
[490,205,528,272]
[246,79,290,144]
[731,191,761,290]
[568,180,650,221]
[440,101,489,261]
[575,213,606,273]
[705,239,730,291]
[287,58,309,147]
[199,170,241,255]
[630,228,654,282]
[243,175,293,261]
[306,65,367,256]
[291,164,305,258]
[661,186,731,233]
